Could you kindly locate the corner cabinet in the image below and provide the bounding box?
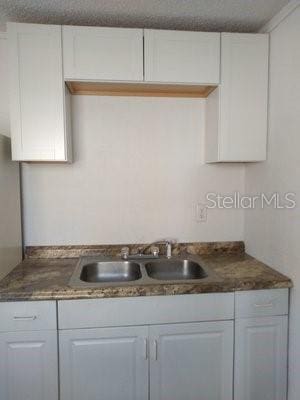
[205,33,269,162]
[8,23,72,162]
[144,29,220,84]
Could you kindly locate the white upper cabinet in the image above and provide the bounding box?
[205,33,269,162]
[7,23,268,163]
[63,26,143,81]
[144,29,220,84]
[8,23,72,162]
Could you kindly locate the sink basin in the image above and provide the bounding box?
[80,261,142,283]
[69,256,212,288]
[145,259,207,280]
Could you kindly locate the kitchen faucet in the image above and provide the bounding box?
[141,240,173,258]
[121,240,174,260]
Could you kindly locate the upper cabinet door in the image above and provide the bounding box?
[205,33,269,162]
[144,29,220,84]
[219,33,269,161]
[63,26,143,81]
[8,23,72,162]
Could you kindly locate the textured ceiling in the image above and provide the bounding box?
[0,0,289,32]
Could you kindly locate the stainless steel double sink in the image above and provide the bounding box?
[69,256,213,287]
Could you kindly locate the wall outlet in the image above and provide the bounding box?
[196,203,207,222]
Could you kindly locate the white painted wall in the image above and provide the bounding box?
[0,29,245,246]
[22,95,245,245]
[0,33,10,137]
[245,5,300,400]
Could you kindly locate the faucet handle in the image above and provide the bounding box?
[121,247,130,259]
[151,246,159,257]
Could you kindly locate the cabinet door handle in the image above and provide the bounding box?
[151,339,158,361]
[254,302,274,308]
[143,338,148,360]
[13,316,37,321]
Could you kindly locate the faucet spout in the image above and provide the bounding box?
[166,242,172,258]
[142,239,175,258]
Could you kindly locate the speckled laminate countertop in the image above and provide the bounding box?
[0,243,292,301]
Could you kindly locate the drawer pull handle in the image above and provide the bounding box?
[254,303,274,308]
[13,316,37,321]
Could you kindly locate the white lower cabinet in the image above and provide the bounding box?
[235,316,288,400]
[59,321,233,400]
[149,321,233,400]
[59,326,149,400]
[0,291,289,400]
[0,330,58,400]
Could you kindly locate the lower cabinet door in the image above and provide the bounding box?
[59,326,149,400]
[149,321,234,400]
[0,330,58,400]
[235,315,288,400]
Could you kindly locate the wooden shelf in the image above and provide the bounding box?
[66,81,217,98]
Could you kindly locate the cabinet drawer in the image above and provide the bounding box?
[0,301,57,332]
[235,289,289,318]
[58,293,234,329]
